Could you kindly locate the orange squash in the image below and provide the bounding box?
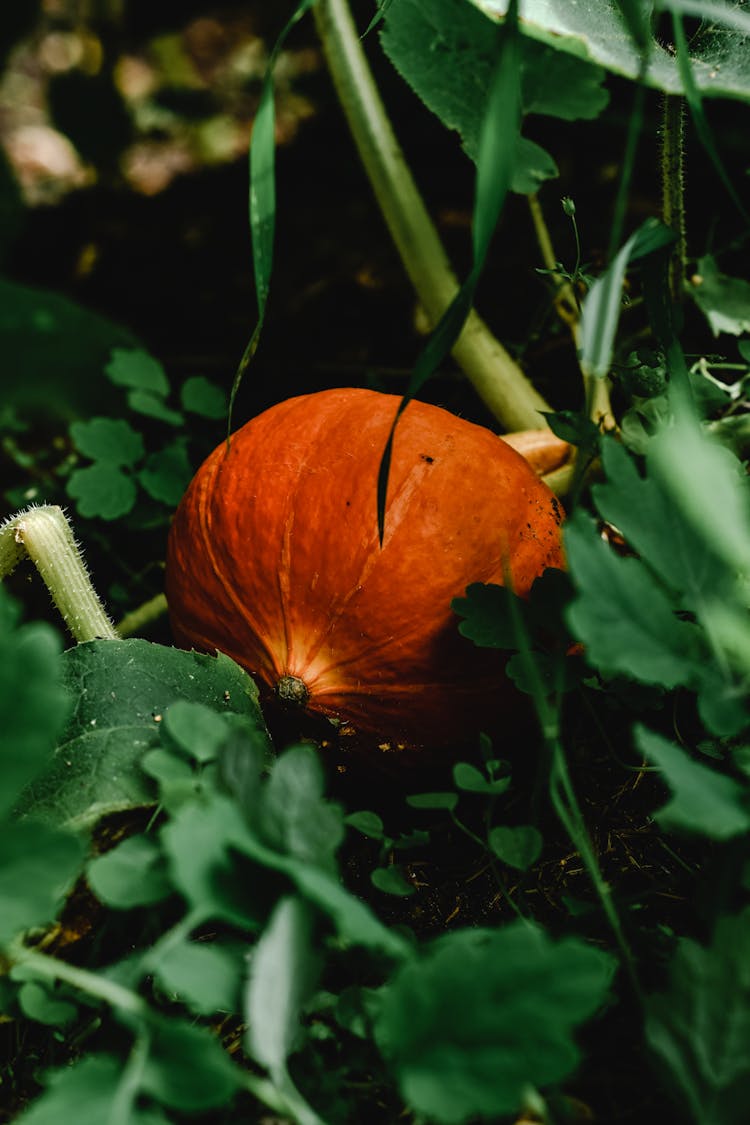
[165,388,564,750]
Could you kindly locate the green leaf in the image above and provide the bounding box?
[0,590,70,817]
[690,255,750,337]
[371,867,415,897]
[647,410,750,588]
[564,509,704,688]
[592,437,720,606]
[542,409,601,453]
[510,136,558,195]
[127,389,183,426]
[635,725,750,841]
[258,745,345,870]
[105,347,170,396]
[69,417,145,466]
[0,821,84,945]
[345,810,386,840]
[454,570,573,654]
[66,463,137,520]
[471,0,750,102]
[381,0,608,169]
[140,1016,243,1111]
[16,640,268,832]
[88,834,172,909]
[489,824,543,869]
[138,440,192,505]
[13,1055,169,1125]
[246,895,321,1078]
[645,908,750,1124]
[453,761,510,795]
[287,863,410,959]
[162,700,231,763]
[160,795,265,927]
[0,280,137,419]
[374,922,615,1122]
[180,375,227,419]
[151,940,242,1016]
[18,981,77,1026]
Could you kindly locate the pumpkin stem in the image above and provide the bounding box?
[275,675,310,708]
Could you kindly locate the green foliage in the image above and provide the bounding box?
[0,279,137,418]
[635,725,750,841]
[469,0,750,101]
[690,254,750,337]
[3,2,750,1120]
[373,923,615,1123]
[489,824,543,870]
[380,0,609,190]
[645,908,750,1124]
[566,414,750,736]
[64,348,218,521]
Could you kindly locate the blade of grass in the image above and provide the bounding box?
[228,0,317,435]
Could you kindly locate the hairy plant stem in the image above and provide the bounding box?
[0,505,117,642]
[313,0,551,432]
[660,92,687,304]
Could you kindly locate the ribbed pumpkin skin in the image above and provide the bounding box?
[166,388,564,749]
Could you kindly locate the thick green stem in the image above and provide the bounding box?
[0,505,117,642]
[313,0,551,432]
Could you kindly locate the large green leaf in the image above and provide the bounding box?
[15,640,268,832]
[646,908,750,1124]
[381,0,608,178]
[0,277,137,418]
[564,510,705,688]
[374,922,614,1122]
[472,0,750,101]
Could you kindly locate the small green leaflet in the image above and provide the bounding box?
[105,348,170,395]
